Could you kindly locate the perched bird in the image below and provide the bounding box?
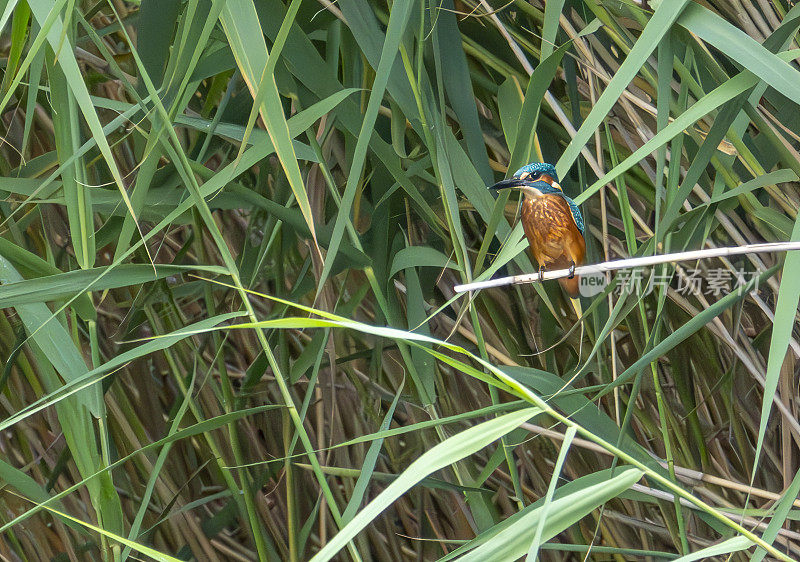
[489,162,586,298]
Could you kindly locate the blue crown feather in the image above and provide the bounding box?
[513,162,558,183]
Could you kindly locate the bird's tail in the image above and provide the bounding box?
[559,275,581,299]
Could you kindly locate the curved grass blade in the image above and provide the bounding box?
[509,19,602,175]
[389,246,454,278]
[672,536,754,562]
[678,3,800,108]
[440,467,644,561]
[0,312,246,434]
[0,264,226,307]
[316,0,415,293]
[753,219,800,474]
[342,380,404,522]
[27,0,144,244]
[309,407,542,562]
[575,49,800,205]
[220,0,320,251]
[556,0,689,178]
[33,502,183,562]
[3,406,280,553]
[526,426,577,560]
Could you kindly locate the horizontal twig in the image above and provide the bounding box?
[454,241,800,293]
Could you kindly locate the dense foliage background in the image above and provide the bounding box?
[1,0,800,560]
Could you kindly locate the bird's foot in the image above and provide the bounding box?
[538,266,545,282]
[568,262,576,279]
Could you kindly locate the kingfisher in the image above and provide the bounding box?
[489,162,586,298]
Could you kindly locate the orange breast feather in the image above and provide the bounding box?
[521,194,586,297]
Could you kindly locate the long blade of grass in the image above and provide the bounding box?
[0,312,246,434]
[509,19,602,175]
[434,0,492,184]
[575,49,800,205]
[678,4,800,108]
[441,467,644,561]
[753,219,800,474]
[751,466,800,561]
[309,407,542,562]
[556,0,689,178]
[671,536,754,562]
[220,0,319,250]
[0,264,226,307]
[34,502,182,562]
[315,0,415,292]
[27,0,144,247]
[526,426,577,560]
[0,255,124,536]
[342,380,404,522]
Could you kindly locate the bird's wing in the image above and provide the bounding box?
[537,185,584,235]
[559,194,584,235]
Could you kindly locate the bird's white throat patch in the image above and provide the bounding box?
[519,185,543,198]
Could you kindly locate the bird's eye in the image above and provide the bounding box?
[530,171,541,179]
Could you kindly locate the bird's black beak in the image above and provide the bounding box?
[488,178,527,190]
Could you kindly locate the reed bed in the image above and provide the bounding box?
[0,0,799,560]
